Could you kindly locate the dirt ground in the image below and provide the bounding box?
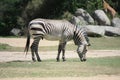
[0,38,72,47]
[0,75,120,80]
[0,38,120,80]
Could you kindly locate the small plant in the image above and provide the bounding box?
[0,43,11,50]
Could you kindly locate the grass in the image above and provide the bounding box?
[0,43,23,52]
[89,37,120,50]
[0,56,120,78]
[0,37,120,51]
[0,43,10,50]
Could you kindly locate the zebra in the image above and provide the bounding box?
[24,18,90,62]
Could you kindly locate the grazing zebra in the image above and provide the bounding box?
[24,18,90,62]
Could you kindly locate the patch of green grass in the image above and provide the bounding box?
[0,43,23,51]
[0,56,120,78]
[89,37,120,50]
[37,37,120,51]
[0,43,11,50]
[0,36,20,38]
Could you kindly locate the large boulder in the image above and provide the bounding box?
[111,17,120,27]
[80,25,120,37]
[70,16,87,25]
[93,10,110,26]
[105,26,120,36]
[73,8,94,25]
[10,28,21,36]
[81,25,105,36]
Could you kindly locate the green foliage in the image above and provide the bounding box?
[0,0,29,36]
[0,0,119,36]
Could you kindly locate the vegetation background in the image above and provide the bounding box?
[0,0,119,36]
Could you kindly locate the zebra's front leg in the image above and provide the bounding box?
[56,44,62,62]
[56,42,67,62]
[62,49,66,61]
[62,42,67,62]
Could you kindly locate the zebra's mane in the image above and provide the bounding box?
[73,25,89,45]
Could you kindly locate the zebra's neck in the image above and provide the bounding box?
[73,26,88,46]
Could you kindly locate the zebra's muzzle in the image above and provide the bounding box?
[81,58,87,62]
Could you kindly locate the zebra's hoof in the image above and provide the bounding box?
[62,57,66,62]
[56,58,60,62]
[38,59,42,62]
[32,59,36,62]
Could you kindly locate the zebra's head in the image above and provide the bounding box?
[73,26,90,61]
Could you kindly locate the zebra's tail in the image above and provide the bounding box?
[24,29,30,56]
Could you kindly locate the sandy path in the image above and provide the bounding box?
[0,38,72,47]
[0,75,120,80]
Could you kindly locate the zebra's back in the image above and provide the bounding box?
[29,18,75,41]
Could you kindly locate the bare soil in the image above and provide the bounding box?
[0,38,72,47]
[0,75,120,80]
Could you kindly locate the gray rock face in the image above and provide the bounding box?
[81,25,120,36]
[111,17,120,27]
[10,28,21,36]
[93,10,110,26]
[71,16,87,25]
[82,25,105,36]
[72,8,94,25]
[105,26,120,36]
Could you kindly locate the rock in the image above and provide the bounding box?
[74,8,94,25]
[70,16,87,25]
[105,26,120,36]
[70,16,80,25]
[10,28,21,36]
[81,25,105,37]
[93,10,110,26]
[80,25,120,37]
[111,17,120,27]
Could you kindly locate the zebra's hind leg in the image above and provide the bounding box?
[35,44,41,62]
[31,37,41,62]
[31,44,36,62]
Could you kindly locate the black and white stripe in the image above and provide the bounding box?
[73,26,89,45]
[24,18,90,62]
